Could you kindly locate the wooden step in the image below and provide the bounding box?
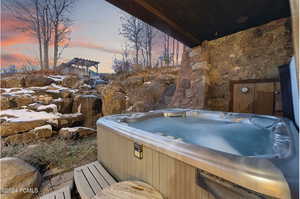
[39,185,72,199]
[74,161,117,199]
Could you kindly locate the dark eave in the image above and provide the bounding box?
[105,0,291,47]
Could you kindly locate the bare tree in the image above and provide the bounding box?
[141,23,155,67]
[176,40,179,65]
[5,0,75,70]
[112,42,132,73]
[120,15,144,65]
[50,0,75,68]
[4,0,46,69]
[34,0,44,69]
[40,1,52,70]
[172,37,175,66]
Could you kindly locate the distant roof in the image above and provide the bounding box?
[106,0,290,47]
[68,58,100,67]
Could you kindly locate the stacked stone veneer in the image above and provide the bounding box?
[171,18,293,111]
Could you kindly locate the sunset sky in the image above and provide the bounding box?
[1,0,131,73]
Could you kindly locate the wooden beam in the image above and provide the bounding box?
[132,0,200,44]
[105,0,290,47]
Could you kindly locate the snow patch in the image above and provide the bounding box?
[48,75,66,82]
[2,88,35,96]
[0,109,59,122]
[37,104,58,113]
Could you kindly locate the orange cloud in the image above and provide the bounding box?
[1,32,34,47]
[1,13,35,47]
[69,41,122,54]
[1,53,36,68]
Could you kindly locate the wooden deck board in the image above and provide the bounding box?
[93,161,116,185]
[88,163,110,189]
[39,186,72,199]
[74,161,117,199]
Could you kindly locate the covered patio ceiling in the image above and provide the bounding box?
[106,0,291,47]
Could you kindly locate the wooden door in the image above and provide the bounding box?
[231,80,280,115]
[232,83,255,113]
[253,82,274,115]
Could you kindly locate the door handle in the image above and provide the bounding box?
[240,87,249,93]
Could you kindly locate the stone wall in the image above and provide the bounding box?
[171,17,293,111]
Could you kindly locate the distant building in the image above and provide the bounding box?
[0,65,17,75]
[56,58,101,78]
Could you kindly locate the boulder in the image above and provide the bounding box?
[0,76,25,88]
[79,84,92,91]
[24,75,54,87]
[31,124,53,138]
[53,98,73,113]
[121,76,144,89]
[45,90,61,98]
[0,120,47,137]
[156,74,177,85]
[129,81,166,106]
[13,94,34,107]
[102,84,127,116]
[160,84,176,105]
[0,157,41,199]
[4,132,36,145]
[60,89,74,98]
[0,96,10,110]
[72,95,102,128]
[95,84,106,96]
[36,95,53,105]
[0,109,58,137]
[130,101,151,112]
[62,76,82,89]
[59,127,96,139]
[55,113,84,129]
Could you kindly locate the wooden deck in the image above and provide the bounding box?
[39,186,72,199]
[74,161,117,199]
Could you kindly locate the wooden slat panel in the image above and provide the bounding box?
[39,194,55,199]
[88,164,110,189]
[233,83,255,113]
[74,168,95,199]
[274,82,283,115]
[39,186,72,199]
[63,187,71,199]
[253,82,274,115]
[81,167,102,194]
[98,128,213,199]
[93,161,117,185]
[152,150,160,190]
[55,191,65,199]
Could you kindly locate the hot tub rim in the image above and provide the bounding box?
[97,112,293,199]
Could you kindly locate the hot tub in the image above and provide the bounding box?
[97,109,299,199]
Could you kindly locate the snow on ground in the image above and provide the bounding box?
[2,88,35,96]
[48,75,66,82]
[60,127,94,132]
[50,83,78,93]
[0,109,59,122]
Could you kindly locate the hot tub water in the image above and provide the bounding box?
[128,116,274,156]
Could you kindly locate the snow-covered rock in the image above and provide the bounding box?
[55,113,84,129]
[0,109,58,137]
[37,104,58,113]
[30,124,53,138]
[24,75,54,87]
[59,126,96,139]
